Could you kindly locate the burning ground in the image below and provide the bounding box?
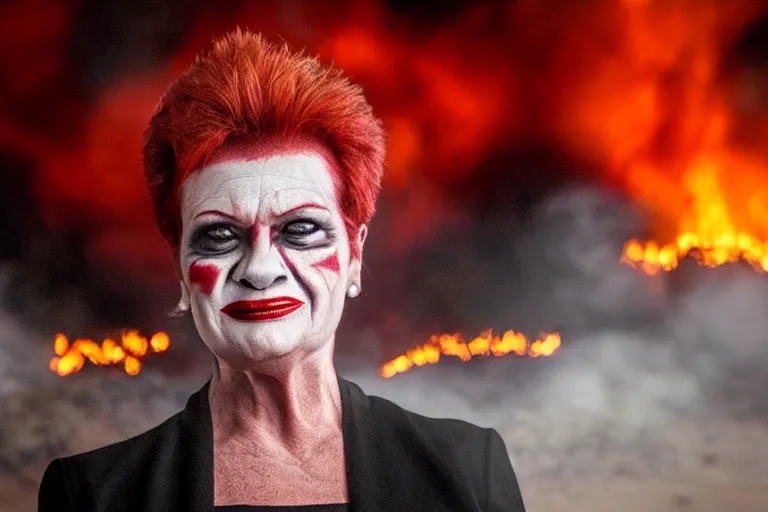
[2,0,768,510]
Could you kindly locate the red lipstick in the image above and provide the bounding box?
[221,297,304,321]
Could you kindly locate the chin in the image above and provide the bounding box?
[220,337,299,365]
[212,333,332,369]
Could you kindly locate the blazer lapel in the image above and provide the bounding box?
[339,377,416,512]
[179,381,214,512]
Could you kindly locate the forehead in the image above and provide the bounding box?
[179,152,337,218]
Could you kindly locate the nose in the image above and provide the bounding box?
[231,235,288,291]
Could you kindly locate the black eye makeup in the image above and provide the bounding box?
[279,217,334,248]
[189,223,242,256]
[187,208,337,255]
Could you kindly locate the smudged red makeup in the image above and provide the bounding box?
[189,262,220,295]
[250,222,260,247]
[231,203,245,221]
[279,202,329,216]
[277,246,299,276]
[312,251,341,274]
[193,209,248,223]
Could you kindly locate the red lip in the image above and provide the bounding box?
[221,297,304,321]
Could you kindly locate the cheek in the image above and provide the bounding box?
[279,248,343,296]
[188,262,220,295]
[311,251,340,274]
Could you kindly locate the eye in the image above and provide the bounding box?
[284,221,320,236]
[281,219,328,247]
[191,224,241,255]
[208,226,236,241]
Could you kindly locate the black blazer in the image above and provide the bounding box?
[38,377,526,511]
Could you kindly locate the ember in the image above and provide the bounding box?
[49,330,170,377]
[380,329,561,378]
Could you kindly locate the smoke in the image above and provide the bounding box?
[340,184,768,487]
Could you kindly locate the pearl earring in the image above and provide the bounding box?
[347,284,360,298]
[168,281,190,317]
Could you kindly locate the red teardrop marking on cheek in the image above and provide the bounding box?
[312,251,340,274]
[188,262,220,295]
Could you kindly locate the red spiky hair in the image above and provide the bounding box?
[143,29,386,251]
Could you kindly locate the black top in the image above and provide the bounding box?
[38,377,526,511]
[214,506,347,512]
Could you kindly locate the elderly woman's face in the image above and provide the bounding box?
[178,150,359,367]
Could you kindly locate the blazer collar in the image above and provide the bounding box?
[338,376,394,512]
[179,381,214,511]
[177,376,394,512]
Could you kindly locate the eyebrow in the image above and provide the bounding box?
[193,203,329,222]
[193,210,247,223]
[275,202,330,217]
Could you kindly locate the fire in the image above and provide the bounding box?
[49,330,170,377]
[621,125,768,275]
[2,0,765,270]
[581,4,768,275]
[380,329,561,378]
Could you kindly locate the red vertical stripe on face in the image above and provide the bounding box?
[189,262,220,295]
[250,223,261,247]
[276,246,299,276]
[312,251,340,274]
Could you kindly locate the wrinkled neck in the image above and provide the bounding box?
[208,341,342,451]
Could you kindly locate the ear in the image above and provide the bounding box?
[358,224,368,251]
[169,280,191,317]
[347,224,367,288]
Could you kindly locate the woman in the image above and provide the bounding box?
[38,30,526,512]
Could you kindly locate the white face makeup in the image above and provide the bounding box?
[178,151,361,368]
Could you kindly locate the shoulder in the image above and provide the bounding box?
[39,408,187,511]
[371,390,491,451]
[63,411,183,477]
[46,411,182,483]
[341,377,493,469]
[339,377,526,511]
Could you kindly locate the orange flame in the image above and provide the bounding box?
[590,3,768,274]
[380,329,561,378]
[621,137,768,275]
[49,330,170,377]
